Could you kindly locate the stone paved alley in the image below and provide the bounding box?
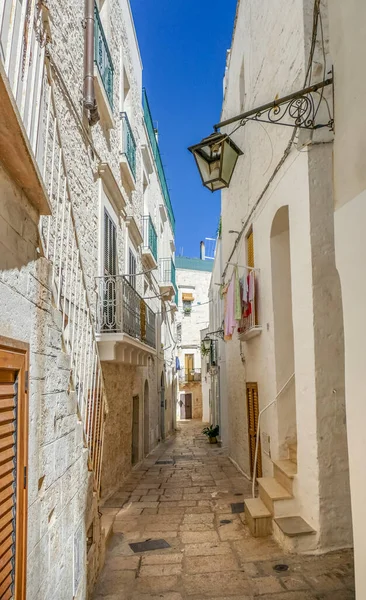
[93,421,355,600]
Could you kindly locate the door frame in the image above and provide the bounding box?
[0,336,29,600]
[246,381,262,479]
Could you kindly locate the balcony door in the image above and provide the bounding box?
[185,354,194,382]
[103,210,118,331]
[0,342,28,600]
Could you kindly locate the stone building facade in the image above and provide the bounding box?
[0,1,176,598]
[176,255,212,421]
[207,0,353,556]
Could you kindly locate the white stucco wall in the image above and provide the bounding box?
[219,0,352,553]
[328,0,366,594]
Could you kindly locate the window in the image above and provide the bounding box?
[247,229,254,268]
[183,300,192,316]
[104,210,117,275]
[129,249,136,289]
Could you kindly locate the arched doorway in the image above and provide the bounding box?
[160,371,165,440]
[144,380,149,456]
[131,395,140,465]
[270,206,297,456]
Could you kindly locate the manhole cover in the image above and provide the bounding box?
[220,519,232,525]
[231,502,245,514]
[273,564,289,572]
[129,539,171,553]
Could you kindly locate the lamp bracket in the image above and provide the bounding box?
[214,77,334,132]
[205,329,225,340]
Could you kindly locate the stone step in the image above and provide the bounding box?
[244,497,272,537]
[288,443,297,464]
[274,516,316,537]
[257,477,292,514]
[273,459,297,495]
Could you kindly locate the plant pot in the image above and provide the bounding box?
[209,437,217,444]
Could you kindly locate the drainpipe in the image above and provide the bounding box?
[84,0,100,126]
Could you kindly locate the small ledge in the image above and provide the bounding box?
[141,142,154,175]
[94,66,114,130]
[159,203,168,223]
[98,163,126,213]
[238,326,262,341]
[125,214,143,248]
[120,153,136,192]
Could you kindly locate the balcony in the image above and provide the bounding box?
[237,270,262,341]
[179,369,201,384]
[142,216,158,269]
[142,89,175,234]
[120,112,136,189]
[94,4,114,128]
[96,275,156,364]
[159,258,177,301]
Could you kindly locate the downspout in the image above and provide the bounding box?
[84,0,100,125]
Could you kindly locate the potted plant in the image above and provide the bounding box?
[202,424,220,444]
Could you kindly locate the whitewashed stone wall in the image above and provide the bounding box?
[328,0,366,594]
[0,163,94,599]
[220,0,352,551]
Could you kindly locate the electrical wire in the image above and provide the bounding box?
[221,0,322,282]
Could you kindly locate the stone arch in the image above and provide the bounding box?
[270,205,297,455]
[143,379,149,456]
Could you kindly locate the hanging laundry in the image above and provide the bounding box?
[234,266,242,321]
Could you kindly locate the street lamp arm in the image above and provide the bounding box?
[214,77,333,132]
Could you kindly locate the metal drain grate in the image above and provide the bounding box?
[155,460,174,465]
[129,539,171,553]
[231,502,245,514]
[220,519,232,525]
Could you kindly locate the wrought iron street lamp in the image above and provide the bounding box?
[189,77,334,192]
[188,133,243,192]
[202,337,212,351]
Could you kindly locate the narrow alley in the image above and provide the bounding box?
[93,421,354,600]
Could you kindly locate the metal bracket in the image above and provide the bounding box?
[215,77,334,132]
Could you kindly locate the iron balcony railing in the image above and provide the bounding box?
[159,258,176,289]
[94,3,114,109]
[142,215,158,261]
[179,368,201,383]
[142,89,175,233]
[121,112,136,179]
[96,275,156,349]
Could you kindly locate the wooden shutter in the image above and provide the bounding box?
[247,230,254,268]
[246,382,262,479]
[0,345,28,600]
[129,249,136,289]
[104,209,117,276]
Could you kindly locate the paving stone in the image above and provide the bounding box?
[182,572,251,596]
[142,553,183,565]
[183,513,215,523]
[252,576,284,595]
[139,564,182,577]
[180,530,220,544]
[179,523,215,532]
[134,575,179,594]
[185,554,241,574]
[281,575,309,590]
[184,541,233,556]
[105,555,140,570]
[304,572,346,592]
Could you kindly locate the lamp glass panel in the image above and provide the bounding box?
[221,141,239,185]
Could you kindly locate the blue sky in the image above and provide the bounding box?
[131,0,237,258]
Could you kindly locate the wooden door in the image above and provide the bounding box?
[185,393,192,420]
[185,354,194,382]
[0,344,28,600]
[132,396,139,465]
[179,393,185,419]
[246,382,262,479]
